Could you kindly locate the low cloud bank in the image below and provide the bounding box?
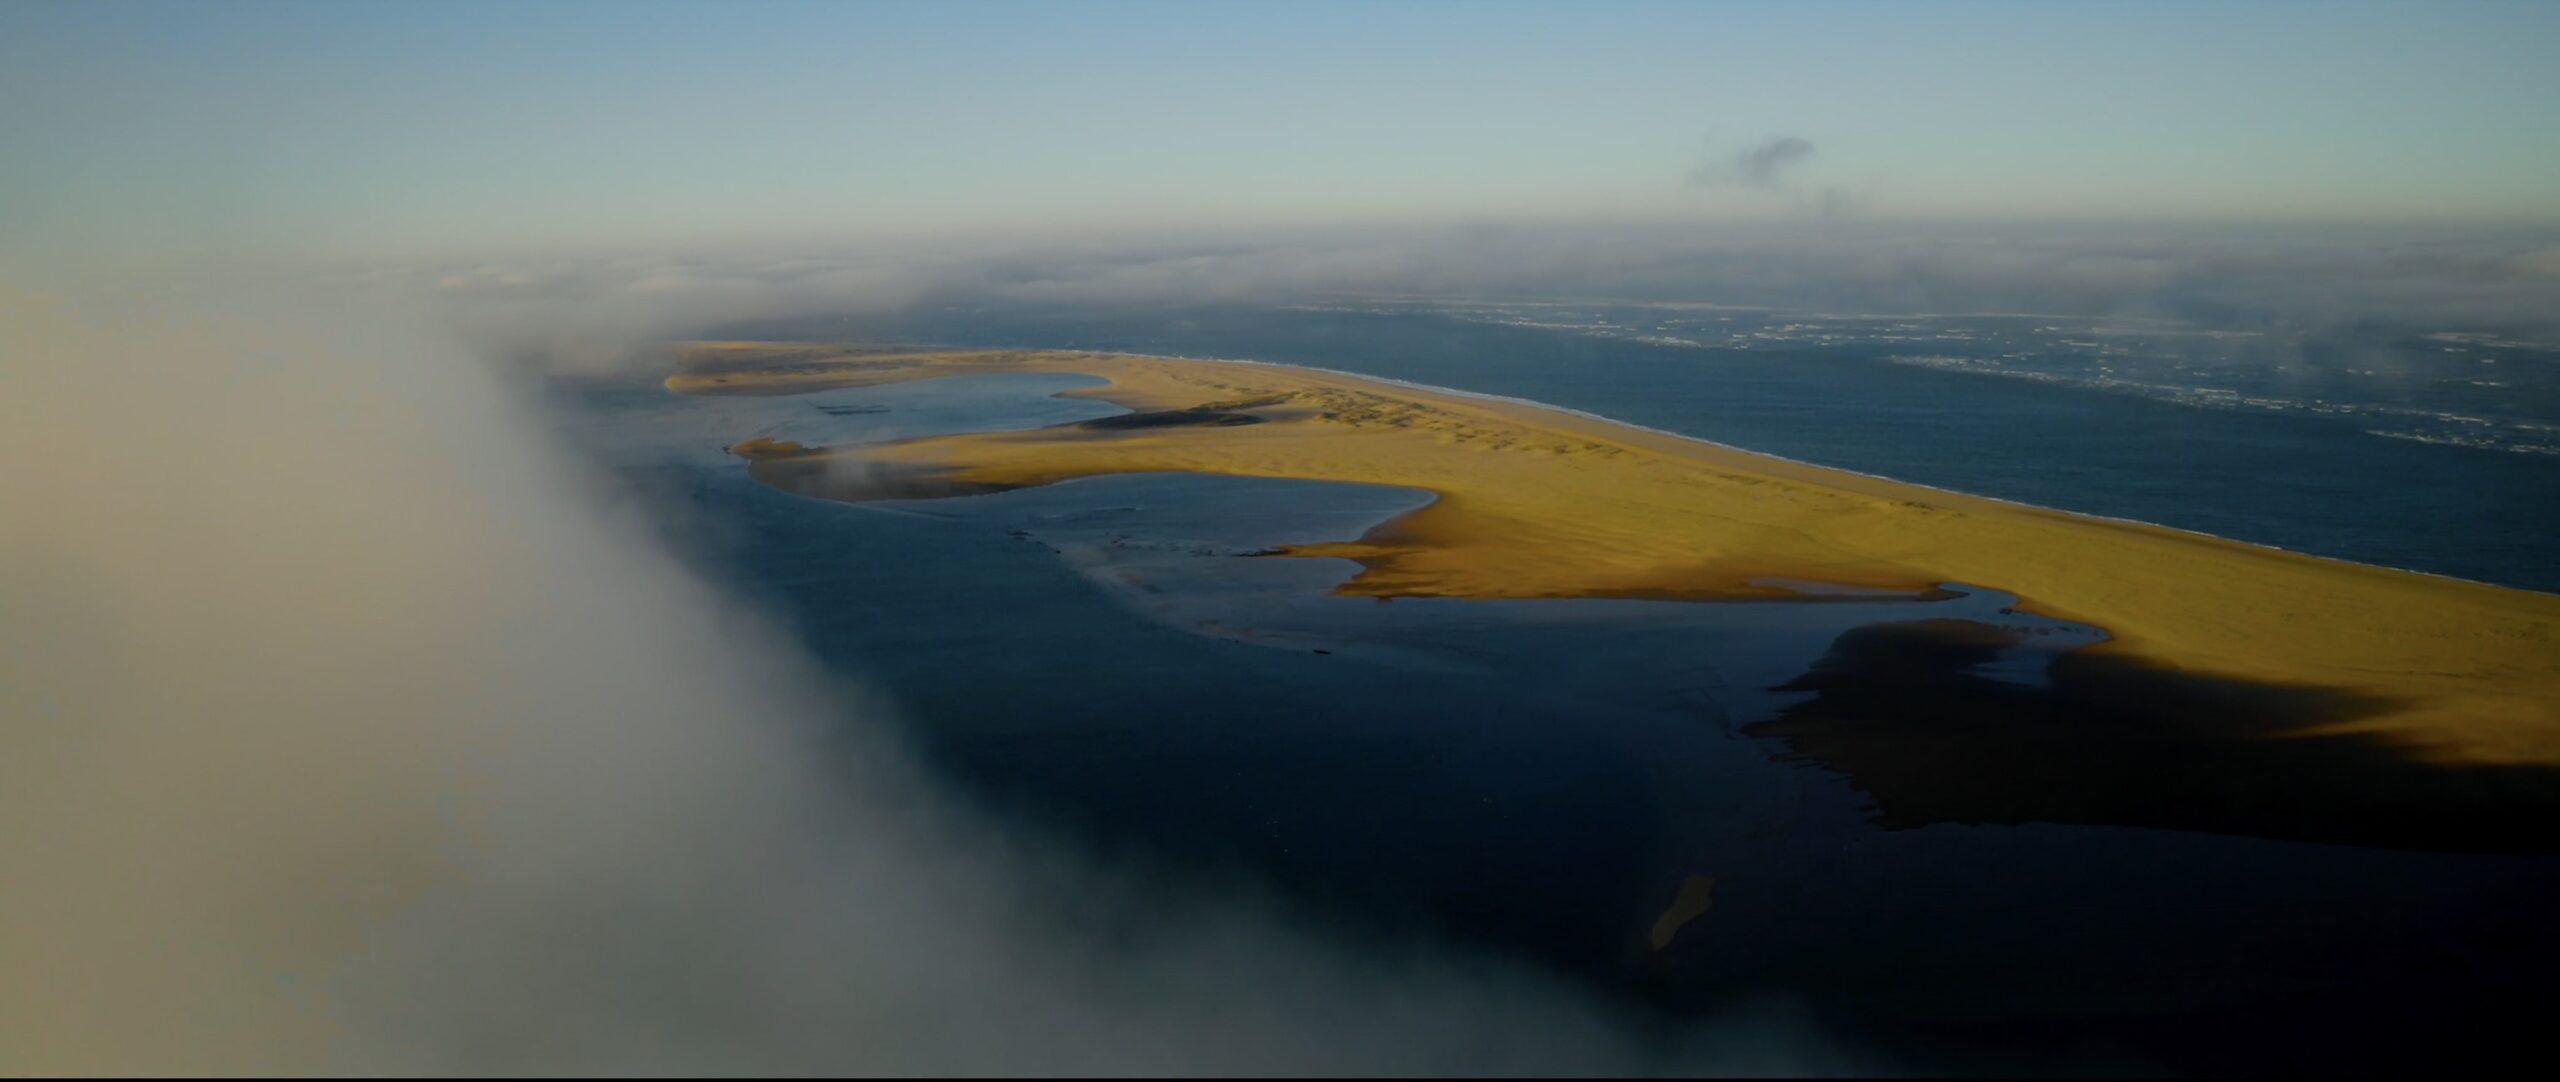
[386,222,2560,350]
[0,284,1861,1074]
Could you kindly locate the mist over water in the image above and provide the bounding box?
[0,285,1873,1075]
[402,222,2560,342]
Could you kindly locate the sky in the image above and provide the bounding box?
[5,0,2559,266]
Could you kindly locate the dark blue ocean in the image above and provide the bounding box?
[557,301,2560,1075]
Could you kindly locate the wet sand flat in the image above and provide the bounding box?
[669,341,2560,769]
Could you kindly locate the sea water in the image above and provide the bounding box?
[552,306,2560,1074]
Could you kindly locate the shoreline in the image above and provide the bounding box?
[691,339,2538,592]
[1156,349,2548,591]
[670,341,2560,769]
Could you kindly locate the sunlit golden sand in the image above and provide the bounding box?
[673,342,2560,769]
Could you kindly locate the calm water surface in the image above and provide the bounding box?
[551,321,2560,1075]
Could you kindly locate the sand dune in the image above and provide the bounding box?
[670,342,2560,769]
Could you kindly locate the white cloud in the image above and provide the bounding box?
[0,282,1862,1074]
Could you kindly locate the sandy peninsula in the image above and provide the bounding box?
[670,341,2560,772]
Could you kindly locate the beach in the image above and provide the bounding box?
[672,341,2560,770]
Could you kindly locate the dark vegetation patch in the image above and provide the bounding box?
[1748,618,2560,852]
[1077,410,1267,431]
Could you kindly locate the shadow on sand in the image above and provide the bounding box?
[1748,618,2560,853]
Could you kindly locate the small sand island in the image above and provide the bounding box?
[671,341,2560,777]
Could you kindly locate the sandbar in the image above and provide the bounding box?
[670,341,2560,770]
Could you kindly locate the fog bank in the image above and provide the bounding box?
[385,222,2560,348]
[0,284,1862,1074]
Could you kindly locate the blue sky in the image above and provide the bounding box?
[5,0,2557,263]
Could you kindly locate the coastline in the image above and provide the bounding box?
[671,342,2560,769]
